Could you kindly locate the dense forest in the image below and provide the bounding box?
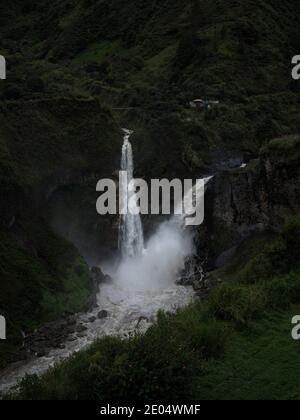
[0,0,300,400]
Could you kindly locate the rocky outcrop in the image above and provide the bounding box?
[88,267,113,309]
[212,154,299,230]
[23,315,78,358]
[204,136,300,266]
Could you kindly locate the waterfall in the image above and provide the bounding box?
[119,129,145,258]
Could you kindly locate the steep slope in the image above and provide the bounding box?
[2,0,299,177]
[0,96,121,364]
[0,0,300,375]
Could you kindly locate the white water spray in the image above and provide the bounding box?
[115,130,205,291]
[119,130,145,258]
[0,130,210,394]
[117,217,194,291]
[116,131,212,292]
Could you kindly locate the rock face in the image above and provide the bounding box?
[91,267,106,284]
[88,268,102,310]
[88,267,113,309]
[203,136,300,266]
[212,154,299,230]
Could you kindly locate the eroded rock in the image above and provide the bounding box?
[97,310,108,319]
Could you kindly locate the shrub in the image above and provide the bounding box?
[208,284,264,326]
[262,272,300,309]
[240,239,287,284]
[240,217,300,285]
[167,304,227,359]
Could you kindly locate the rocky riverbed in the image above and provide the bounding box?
[0,267,194,396]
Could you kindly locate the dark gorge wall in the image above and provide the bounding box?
[204,135,300,267]
[0,97,121,357]
[0,97,122,258]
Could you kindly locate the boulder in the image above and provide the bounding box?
[88,316,96,323]
[76,324,88,333]
[91,266,105,283]
[103,274,113,283]
[97,310,108,319]
[66,315,76,326]
[35,350,47,358]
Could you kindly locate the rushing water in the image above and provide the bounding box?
[0,284,194,395]
[0,129,197,395]
[119,129,144,258]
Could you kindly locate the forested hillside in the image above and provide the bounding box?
[1,0,300,176]
[0,0,300,399]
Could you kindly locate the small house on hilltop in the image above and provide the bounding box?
[189,98,220,111]
[190,99,205,110]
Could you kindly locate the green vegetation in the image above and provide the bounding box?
[0,95,121,366]
[0,0,300,400]
[0,217,91,368]
[263,134,300,161]
[1,0,300,177]
[240,216,300,284]
[268,135,300,152]
[8,303,300,400]
[196,308,300,400]
[5,304,228,400]
[73,41,122,65]
[7,217,300,400]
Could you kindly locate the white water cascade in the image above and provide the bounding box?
[0,130,211,395]
[119,129,145,258]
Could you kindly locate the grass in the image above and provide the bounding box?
[7,278,300,400]
[6,217,300,400]
[0,0,300,400]
[195,308,300,400]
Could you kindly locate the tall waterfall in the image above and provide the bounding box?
[119,130,145,258]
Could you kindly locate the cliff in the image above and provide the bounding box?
[205,135,300,267]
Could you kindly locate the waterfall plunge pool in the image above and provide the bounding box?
[0,130,197,395]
